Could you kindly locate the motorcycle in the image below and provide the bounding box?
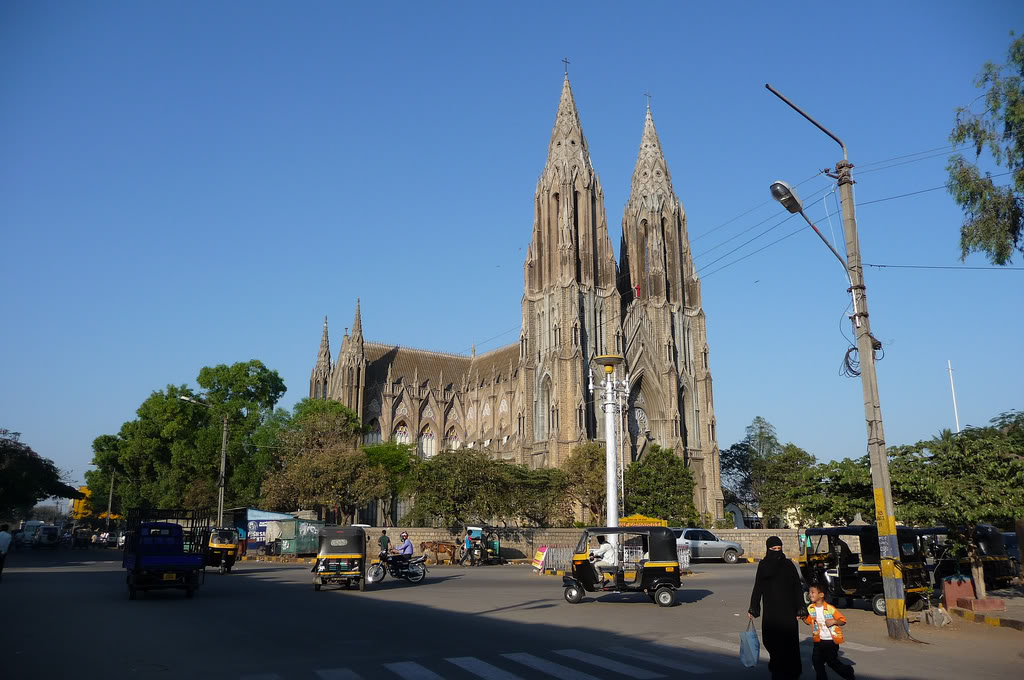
[366,550,428,584]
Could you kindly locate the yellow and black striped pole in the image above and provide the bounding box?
[837,159,909,640]
[764,85,908,640]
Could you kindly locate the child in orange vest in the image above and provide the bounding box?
[802,582,855,680]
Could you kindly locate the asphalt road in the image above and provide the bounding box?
[3,549,1022,679]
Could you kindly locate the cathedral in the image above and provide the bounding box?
[310,75,724,520]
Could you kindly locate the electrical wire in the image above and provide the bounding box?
[863,263,1024,271]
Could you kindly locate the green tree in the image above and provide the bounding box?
[890,421,1024,598]
[259,399,369,521]
[402,449,504,527]
[502,465,572,527]
[623,444,697,525]
[0,434,81,517]
[751,442,816,528]
[947,33,1024,264]
[562,442,606,521]
[793,456,874,527]
[720,441,755,507]
[362,441,418,526]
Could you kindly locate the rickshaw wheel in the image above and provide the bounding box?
[871,593,886,616]
[654,586,675,607]
[564,586,583,604]
[358,578,366,592]
[314,582,321,591]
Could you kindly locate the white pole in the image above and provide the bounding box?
[604,369,619,536]
[947,360,961,434]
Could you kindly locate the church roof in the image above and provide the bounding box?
[363,340,520,390]
[545,75,593,173]
[630,107,675,199]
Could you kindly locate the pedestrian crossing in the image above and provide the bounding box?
[238,635,885,680]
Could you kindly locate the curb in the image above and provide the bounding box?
[537,568,694,577]
[949,607,1024,632]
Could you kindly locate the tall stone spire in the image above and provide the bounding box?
[351,297,363,339]
[309,316,332,398]
[545,75,592,172]
[620,106,686,304]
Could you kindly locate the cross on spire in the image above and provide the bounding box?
[644,91,652,110]
[562,57,570,75]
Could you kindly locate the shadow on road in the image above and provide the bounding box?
[2,550,993,680]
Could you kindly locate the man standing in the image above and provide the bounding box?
[377,529,391,555]
[459,529,475,566]
[0,524,12,582]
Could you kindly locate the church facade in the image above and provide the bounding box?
[310,76,724,520]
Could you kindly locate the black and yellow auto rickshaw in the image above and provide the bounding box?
[913,525,1015,591]
[205,527,240,574]
[313,525,366,591]
[798,526,929,616]
[562,526,681,607]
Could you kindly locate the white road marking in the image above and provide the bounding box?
[383,662,445,679]
[686,636,768,661]
[553,649,665,679]
[315,669,364,680]
[839,641,885,652]
[446,656,525,679]
[608,646,713,674]
[501,653,600,680]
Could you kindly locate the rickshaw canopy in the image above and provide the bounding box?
[317,526,366,558]
[575,526,677,562]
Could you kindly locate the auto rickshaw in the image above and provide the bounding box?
[462,526,503,565]
[72,527,92,549]
[798,526,929,616]
[562,526,681,607]
[313,525,366,591]
[205,527,240,574]
[913,525,1015,592]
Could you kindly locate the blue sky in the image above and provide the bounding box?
[2,2,1021,490]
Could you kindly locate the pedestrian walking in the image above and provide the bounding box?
[377,529,390,554]
[0,524,12,582]
[458,529,475,566]
[803,582,855,679]
[748,536,804,680]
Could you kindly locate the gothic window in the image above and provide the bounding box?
[364,420,382,445]
[572,324,579,347]
[554,325,560,347]
[393,423,410,445]
[710,420,716,442]
[444,427,460,450]
[616,331,622,353]
[577,405,583,431]
[418,425,436,458]
[536,377,551,441]
[703,347,709,370]
[482,403,491,418]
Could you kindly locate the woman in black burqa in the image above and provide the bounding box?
[748,536,805,679]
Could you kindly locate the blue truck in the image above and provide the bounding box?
[122,509,211,600]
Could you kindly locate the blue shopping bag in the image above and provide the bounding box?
[739,619,760,668]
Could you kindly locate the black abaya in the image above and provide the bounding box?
[749,550,804,679]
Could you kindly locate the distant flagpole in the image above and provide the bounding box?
[947,360,961,433]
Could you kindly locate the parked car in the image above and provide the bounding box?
[671,528,744,564]
[32,525,61,549]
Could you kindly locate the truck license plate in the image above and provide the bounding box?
[162,573,176,581]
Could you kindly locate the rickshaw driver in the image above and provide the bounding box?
[590,535,618,584]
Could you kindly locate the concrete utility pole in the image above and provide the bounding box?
[766,83,909,641]
[179,395,229,528]
[106,470,115,531]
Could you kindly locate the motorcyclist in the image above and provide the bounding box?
[389,531,414,569]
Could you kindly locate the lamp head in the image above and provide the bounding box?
[770,180,803,214]
[594,354,624,375]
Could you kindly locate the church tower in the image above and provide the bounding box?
[619,106,724,519]
[520,75,621,468]
[329,299,367,417]
[309,316,332,399]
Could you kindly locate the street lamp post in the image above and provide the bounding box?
[179,395,229,527]
[591,355,625,537]
[766,83,908,641]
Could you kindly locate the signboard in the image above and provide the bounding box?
[246,520,274,549]
[618,514,668,527]
[531,545,549,571]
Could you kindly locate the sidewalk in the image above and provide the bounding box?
[948,583,1024,632]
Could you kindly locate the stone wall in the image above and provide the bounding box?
[714,529,802,559]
